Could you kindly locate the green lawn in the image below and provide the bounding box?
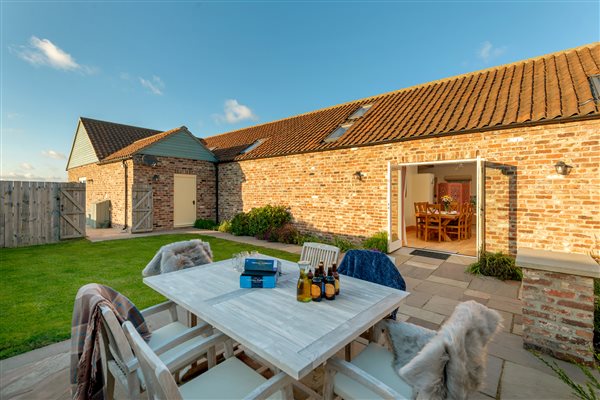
[0,234,300,360]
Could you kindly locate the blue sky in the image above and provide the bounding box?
[1,1,598,181]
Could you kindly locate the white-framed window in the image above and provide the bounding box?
[78,177,87,183]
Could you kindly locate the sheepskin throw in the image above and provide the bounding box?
[389,301,502,400]
[142,239,213,277]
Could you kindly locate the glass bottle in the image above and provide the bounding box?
[311,267,322,302]
[318,261,326,298]
[325,267,336,300]
[332,262,340,296]
[296,261,311,302]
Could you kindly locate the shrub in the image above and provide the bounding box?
[362,231,388,253]
[273,224,300,244]
[230,213,250,236]
[193,218,217,230]
[217,220,232,233]
[332,236,357,252]
[246,205,292,237]
[466,251,522,281]
[295,233,325,246]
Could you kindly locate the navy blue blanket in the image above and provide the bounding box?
[338,250,406,319]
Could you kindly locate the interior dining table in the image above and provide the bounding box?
[143,254,408,382]
[416,210,460,241]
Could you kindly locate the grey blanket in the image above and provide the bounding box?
[142,239,213,277]
[387,301,502,399]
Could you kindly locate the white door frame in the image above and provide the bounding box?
[387,157,485,257]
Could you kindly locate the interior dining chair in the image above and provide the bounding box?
[413,202,428,239]
[99,302,214,400]
[300,242,340,269]
[322,301,502,400]
[424,203,442,242]
[465,203,474,239]
[122,321,293,400]
[445,202,467,241]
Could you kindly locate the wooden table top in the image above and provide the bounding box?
[143,254,408,380]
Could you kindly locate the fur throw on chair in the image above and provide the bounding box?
[142,239,213,277]
[387,301,502,400]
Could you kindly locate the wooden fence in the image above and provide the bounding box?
[0,181,86,248]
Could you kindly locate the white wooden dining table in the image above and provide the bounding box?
[143,254,408,380]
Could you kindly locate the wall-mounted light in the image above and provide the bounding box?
[354,171,365,181]
[152,174,160,183]
[554,161,572,176]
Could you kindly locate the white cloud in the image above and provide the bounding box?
[20,162,34,170]
[12,36,96,73]
[0,172,65,182]
[478,41,507,63]
[6,112,21,119]
[41,150,66,160]
[139,75,165,95]
[214,99,257,124]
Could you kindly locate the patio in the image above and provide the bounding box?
[0,231,585,399]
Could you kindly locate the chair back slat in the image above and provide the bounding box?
[123,321,183,400]
[99,305,138,375]
[301,242,340,269]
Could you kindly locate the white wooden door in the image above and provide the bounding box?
[173,174,196,227]
[387,163,403,252]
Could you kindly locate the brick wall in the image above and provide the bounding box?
[218,118,600,255]
[133,156,216,230]
[68,160,133,229]
[68,156,216,231]
[521,268,595,365]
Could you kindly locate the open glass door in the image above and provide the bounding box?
[387,163,404,252]
[476,156,486,257]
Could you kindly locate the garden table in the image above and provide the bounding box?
[143,254,408,380]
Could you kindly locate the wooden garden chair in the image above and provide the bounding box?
[300,242,340,269]
[99,302,214,400]
[122,321,293,400]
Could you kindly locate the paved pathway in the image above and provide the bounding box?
[1,231,588,399]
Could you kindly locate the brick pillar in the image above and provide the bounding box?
[517,248,599,366]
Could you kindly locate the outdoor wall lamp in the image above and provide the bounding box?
[152,174,160,183]
[354,171,365,181]
[554,161,572,176]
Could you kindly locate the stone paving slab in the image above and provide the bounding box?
[426,274,470,288]
[422,295,461,316]
[500,361,576,399]
[413,280,466,300]
[431,261,474,282]
[403,291,433,308]
[399,265,435,280]
[480,355,503,398]
[398,303,446,324]
[409,255,446,266]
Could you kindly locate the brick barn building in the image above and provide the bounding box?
[67,43,600,257]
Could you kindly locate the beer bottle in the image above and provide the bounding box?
[325,267,336,300]
[318,262,326,298]
[332,262,340,296]
[310,268,322,302]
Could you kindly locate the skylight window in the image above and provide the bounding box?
[348,104,373,120]
[324,123,353,143]
[240,139,264,154]
[589,75,600,101]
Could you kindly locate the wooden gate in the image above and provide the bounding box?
[59,183,86,239]
[131,185,153,233]
[0,181,85,247]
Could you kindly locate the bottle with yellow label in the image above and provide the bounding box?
[296,261,311,302]
[311,268,322,302]
[325,267,336,300]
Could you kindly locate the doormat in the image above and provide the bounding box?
[409,249,451,260]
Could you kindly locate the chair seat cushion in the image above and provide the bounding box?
[334,343,413,400]
[179,357,282,400]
